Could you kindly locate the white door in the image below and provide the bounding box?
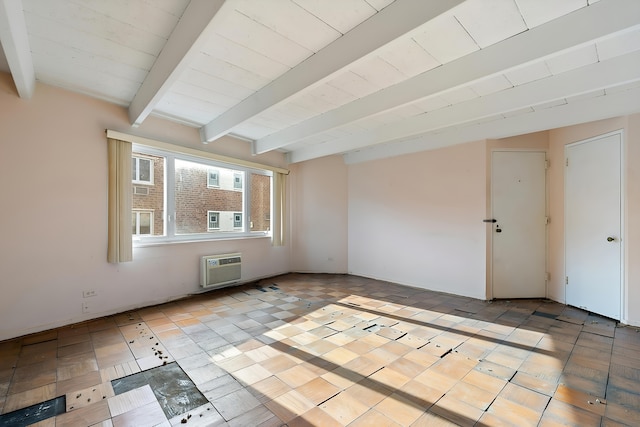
[492,151,547,299]
[565,132,622,320]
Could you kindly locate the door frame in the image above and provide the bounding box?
[489,149,549,300]
[564,129,625,321]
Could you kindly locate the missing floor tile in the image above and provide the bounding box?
[532,311,558,319]
[111,362,208,419]
[0,396,65,427]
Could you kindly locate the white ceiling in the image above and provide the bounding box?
[1,0,639,163]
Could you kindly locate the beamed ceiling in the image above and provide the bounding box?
[1,0,639,163]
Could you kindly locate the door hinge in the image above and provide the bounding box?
[545,272,550,281]
[545,217,550,225]
[545,160,550,169]
[565,158,569,167]
[565,276,569,285]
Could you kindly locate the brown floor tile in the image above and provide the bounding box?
[55,399,111,427]
[2,383,56,413]
[539,398,602,427]
[0,274,639,427]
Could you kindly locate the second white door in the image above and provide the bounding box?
[492,151,547,299]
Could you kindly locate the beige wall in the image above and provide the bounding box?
[348,140,488,299]
[0,73,290,341]
[290,156,348,273]
[548,115,640,326]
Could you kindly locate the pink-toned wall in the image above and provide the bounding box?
[548,115,640,326]
[0,73,290,341]
[289,156,348,273]
[348,140,488,299]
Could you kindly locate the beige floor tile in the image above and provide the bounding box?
[288,406,342,427]
[265,389,315,423]
[66,382,114,412]
[320,391,369,425]
[0,274,639,426]
[276,364,318,388]
[295,377,340,405]
[107,384,157,417]
[112,400,168,427]
[212,387,261,421]
[374,393,425,427]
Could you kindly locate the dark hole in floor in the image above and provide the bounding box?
[0,396,65,427]
[111,362,208,419]
[532,310,558,319]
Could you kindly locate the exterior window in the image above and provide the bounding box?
[208,211,220,230]
[132,210,153,235]
[207,169,219,187]
[132,156,153,184]
[132,143,272,242]
[234,172,243,190]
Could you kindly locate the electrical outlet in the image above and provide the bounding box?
[83,290,97,298]
[82,302,90,313]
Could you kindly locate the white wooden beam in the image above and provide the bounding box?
[199,0,465,143]
[343,86,640,164]
[0,0,35,99]
[128,0,226,126]
[257,0,640,154]
[288,50,640,163]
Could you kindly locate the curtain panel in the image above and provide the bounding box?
[107,137,133,263]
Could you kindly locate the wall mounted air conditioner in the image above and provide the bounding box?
[200,253,242,289]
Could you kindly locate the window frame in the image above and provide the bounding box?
[132,143,272,245]
[132,209,154,236]
[132,155,154,185]
[207,168,220,188]
[207,211,220,231]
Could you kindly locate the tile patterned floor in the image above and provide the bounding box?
[1,273,639,426]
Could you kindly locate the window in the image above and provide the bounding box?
[208,211,220,230]
[132,210,153,235]
[131,143,273,243]
[132,156,153,184]
[234,172,243,190]
[207,169,219,187]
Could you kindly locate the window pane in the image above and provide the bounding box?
[132,212,137,235]
[139,212,151,235]
[139,158,151,182]
[132,158,137,181]
[250,173,271,232]
[132,152,165,236]
[176,159,243,234]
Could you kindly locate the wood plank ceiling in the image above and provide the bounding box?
[1,0,639,163]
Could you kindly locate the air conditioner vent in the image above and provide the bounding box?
[201,253,241,289]
[133,186,149,195]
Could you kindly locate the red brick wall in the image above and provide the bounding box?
[175,164,242,234]
[132,154,164,235]
[131,153,271,235]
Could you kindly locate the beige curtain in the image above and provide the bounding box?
[107,138,133,263]
[272,172,287,247]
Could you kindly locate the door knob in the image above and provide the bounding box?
[607,237,615,242]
